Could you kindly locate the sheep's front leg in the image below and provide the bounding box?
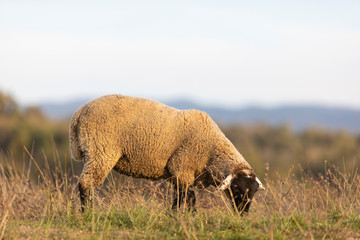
[171,186,196,212]
[167,155,197,212]
[187,189,196,212]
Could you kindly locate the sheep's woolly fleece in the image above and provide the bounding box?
[70,95,253,190]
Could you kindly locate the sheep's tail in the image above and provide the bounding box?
[69,107,84,162]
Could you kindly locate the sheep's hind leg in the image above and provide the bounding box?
[79,179,92,212]
[79,157,117,212]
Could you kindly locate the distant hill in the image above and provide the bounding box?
[39,98,360,133]
[39,99,90,119]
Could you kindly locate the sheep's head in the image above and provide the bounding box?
[217,168,265,214]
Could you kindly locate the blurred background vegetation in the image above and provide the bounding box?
[0,91,73,178]
[0,90,359,180]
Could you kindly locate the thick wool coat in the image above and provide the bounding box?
[70,95,252,190]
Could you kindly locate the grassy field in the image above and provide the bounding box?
[1,152,359,240]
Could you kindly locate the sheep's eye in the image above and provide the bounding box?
[233,185,238,187]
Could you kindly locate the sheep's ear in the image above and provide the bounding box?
[217,174,234,191]
[256,177,265,190]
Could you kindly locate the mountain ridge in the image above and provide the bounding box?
[38,98,360,133]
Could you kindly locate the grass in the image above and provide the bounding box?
[0,151,359,239]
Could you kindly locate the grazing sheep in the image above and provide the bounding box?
[70,95,264,213]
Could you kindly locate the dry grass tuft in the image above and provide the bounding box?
[0,151,359,239]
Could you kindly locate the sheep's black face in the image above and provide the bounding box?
[229,172,260,213]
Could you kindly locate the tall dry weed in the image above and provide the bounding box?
[0,150,359,239]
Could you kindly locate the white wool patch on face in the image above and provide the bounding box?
[256,177,265,190]
[218,174,233,191]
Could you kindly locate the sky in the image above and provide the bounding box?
[0,0,360,109]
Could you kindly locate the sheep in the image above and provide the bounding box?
[70,94,265,213]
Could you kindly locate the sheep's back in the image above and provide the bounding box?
[76,95,188,176]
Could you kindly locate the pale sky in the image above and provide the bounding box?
[0,0,359,108]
